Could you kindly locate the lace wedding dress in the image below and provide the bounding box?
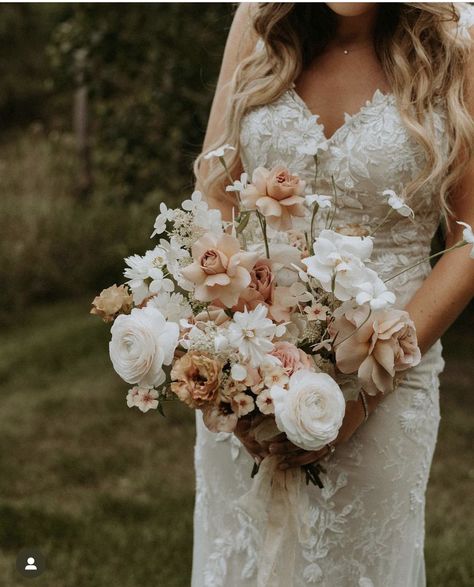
[191,6,474,586]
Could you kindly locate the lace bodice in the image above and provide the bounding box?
[239,3,474,307]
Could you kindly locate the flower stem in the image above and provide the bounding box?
[370,208,393,237]
[219,156,241,207]
[384,241,466,284]
[327,175,338,230]
[256,210,270,258]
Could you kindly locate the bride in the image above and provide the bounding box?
[190,3,474,586]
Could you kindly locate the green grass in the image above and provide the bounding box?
[0,298,472,586]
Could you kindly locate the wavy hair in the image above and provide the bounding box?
[193,2,474,217]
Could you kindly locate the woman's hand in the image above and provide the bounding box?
[234,412,271,463]
[269,391,384,470]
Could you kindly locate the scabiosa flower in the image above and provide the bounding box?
[457,221,474,258]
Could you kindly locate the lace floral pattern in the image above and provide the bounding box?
[191,5,473,586]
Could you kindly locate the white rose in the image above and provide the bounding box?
[270,370,345,451]
[109,306,179,386]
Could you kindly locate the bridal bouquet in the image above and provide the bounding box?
[91,144,474,486]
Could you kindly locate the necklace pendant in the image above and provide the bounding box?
[343,49,349,55]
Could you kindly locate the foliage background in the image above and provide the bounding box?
[0,3,472,586]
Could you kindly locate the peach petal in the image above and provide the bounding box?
[279,195,305,207]
[204,273,231,287]
[181,262,206,285]
[241,185,261,210]
[191,233,217,259]
[217,234,241,259]
[256,196,282,218]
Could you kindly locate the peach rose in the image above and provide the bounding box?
[241,165,306,231]
[330,304,421,395]
[233,258,275,312]
[90,284,133,322]
[171,352,222,408]
[181,233,258,307]
[270,341,313,376]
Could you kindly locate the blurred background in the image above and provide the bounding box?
[0,3,472,586]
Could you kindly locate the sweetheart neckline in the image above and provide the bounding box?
[285,85,395,143]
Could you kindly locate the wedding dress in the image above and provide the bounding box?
[191,6,473,586]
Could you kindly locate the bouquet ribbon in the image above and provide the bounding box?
[235,420,312,586]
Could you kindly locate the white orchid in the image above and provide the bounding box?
[203,144,236,160]
[456,221,474,258]
[305,194,332,208]
[302,229,374,301]
[228,305,285,368]
[151,202,175,238]
[354,268,396,309]
[382,189,414,218]
[226,172,248,194]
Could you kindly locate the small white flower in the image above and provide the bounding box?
[305,194,332,208]
[135,387,160,413]
[456,221,474,258]
[158,237,189,275]
[146,291,192,323]
[226,172,248,194]
[126,386,141,408]
[182,190,207,214]
[203,144,236,160]
[149,267,175,295]
[383,189,414,218]
[231,392,255,418]
[261,363,289,388]
[256,388,275,415]
[228,305,278,368]
[124,245,174,304]
[151,203,175,238]
[231,363,247,381]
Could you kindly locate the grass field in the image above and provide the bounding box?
[0,297,472,586]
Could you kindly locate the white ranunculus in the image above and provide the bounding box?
[270,370,346,451]
[109,306,179,386]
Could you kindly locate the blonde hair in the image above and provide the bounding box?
[193,2,474,218]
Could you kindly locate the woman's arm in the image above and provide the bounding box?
[196,2,258,220]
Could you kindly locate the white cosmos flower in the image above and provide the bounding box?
[270,370,345,451]
[302,229,374,301]
[226,172,248,194]
[109,306,179,387]
[382,189,414,218]
[228,305,284,368]
[305,194,332,208]
[203,143,236,160]
[151,202,175,238]
[456,221,474,258]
